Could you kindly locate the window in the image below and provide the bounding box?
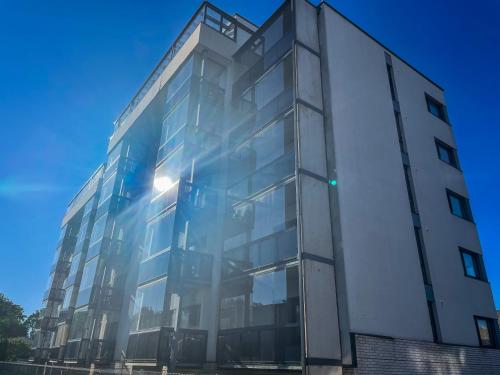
[254,55,292,110]
[404,166,418,214]
[153,146,183,199]
[62,286,73,310]
[88,214,108,247]
[180,289,204,329]
[446,190,473,221]
[474,317,496,347]
[386,64,397,101]
[460,248,486,280]
[68,307,89,340]
[68,253,81,279]
[224,181,296,251]
[435,138,459,168]
[161,96,189,146]
[166,56,194,104]
[219,266,299,330]
[99,172,117,205]
[80,257,98,291]
[414,227,430,284]
[426,94,447,122]
[262,13,284,53]
[394,111,407,152]
[228,115,294,198]
[106,142,122,169]
[143,209,176,259]
[131,278,167,332]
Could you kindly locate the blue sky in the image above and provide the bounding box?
[0,0,498,315]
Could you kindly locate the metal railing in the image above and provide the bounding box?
[113,2,246,131]
[0,361,207,375]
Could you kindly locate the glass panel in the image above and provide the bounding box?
[255,61,285,110]
[477,318,492,346]
[449,195,464,217]
[219,294,245,330]
[180,289,204,329]
[144,210,176,258]
[249,271,285,326]
[428,101,442,118]
[62,286,73,309]
[263,14,283,52]
[89,214,107,246]
[138,251,170,285]
[68,307,88,340]
[166,56,194,104]
[227,182,296,247]
[462,252,478,278]
[106,142,122,169]
[80,257,98,291]
[161,96,189,146]
[438,145,451,164]
[131,278,167,332]
[219,266,299,330]
[228,115,294,199]
[99,172,117,204]
[68,253,81,278]
[153,147,183,200]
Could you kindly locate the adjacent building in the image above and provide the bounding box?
[33,1,500,374]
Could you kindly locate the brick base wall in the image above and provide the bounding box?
[344,334,500,375]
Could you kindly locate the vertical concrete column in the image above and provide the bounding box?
[204,58,233,365]
[293,1,343,374]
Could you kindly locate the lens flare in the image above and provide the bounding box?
[153,176,173,192]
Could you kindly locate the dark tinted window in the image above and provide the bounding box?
[435,139,459,168]
[426,94,447,122]
[475,317,496,347]
[447,190,473,221]
[460,248,486,281]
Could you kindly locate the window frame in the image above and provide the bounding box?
[474,316,497,348]
[425,93,448,123]
[435,138,460,170]
[446,189,474,222]
[459,247,487,282]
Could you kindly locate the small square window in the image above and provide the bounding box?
[426,94,447,122]
[459,248,486,280]
[474,317,496,347]
[435,138,459,168]
[446,190,473,221]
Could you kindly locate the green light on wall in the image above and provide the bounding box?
[329,179,337,186]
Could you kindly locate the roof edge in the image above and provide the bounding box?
[318,1,444,92]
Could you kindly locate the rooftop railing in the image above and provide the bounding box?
[65,165,104,215]
[113,2,250,132]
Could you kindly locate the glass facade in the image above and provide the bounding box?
[36,1,303,368]
[33,1,500,371]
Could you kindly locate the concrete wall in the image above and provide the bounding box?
[392,55,497,345]
[345,334,500,375]
[320,5,433,342]
[319,3,497,349]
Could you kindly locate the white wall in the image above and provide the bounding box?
[393,55,497,345]
[320,6,434,341]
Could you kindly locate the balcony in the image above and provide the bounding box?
[102,156,140,182]
[96,195,130,220]
[126,327,207,366]
[90,339,115,363]
[43,287,65,302]
[50,259,71,275]
[113,2,244,132]
[64,339,89,362]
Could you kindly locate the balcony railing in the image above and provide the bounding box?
[113,2,246,131]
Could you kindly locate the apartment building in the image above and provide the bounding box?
[33,1,500,374]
